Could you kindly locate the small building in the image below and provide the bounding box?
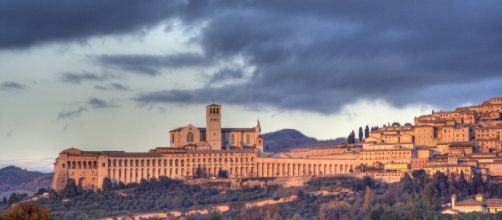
[443,194,502,214]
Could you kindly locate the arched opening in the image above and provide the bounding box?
[187,132,194,143]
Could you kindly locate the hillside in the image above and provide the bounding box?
[0,166,52,197]
[262,129,346,151]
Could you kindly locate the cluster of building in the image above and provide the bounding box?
[51,98,502,192]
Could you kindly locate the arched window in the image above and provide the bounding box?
[187,132,194,143]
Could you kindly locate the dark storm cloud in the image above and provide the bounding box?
[0,0,189,49]
[88,97,118,109]
[2,0,502,113]
[136,1,502,114]
[207,68,244,84]
[60,72,115,84]
[0,82,27,91]
[93,53,209,76]
[57,106,87,119]
[94,83,131,91]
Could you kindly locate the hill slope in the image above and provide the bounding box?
[262,129,346,151]
[0,166,52,197]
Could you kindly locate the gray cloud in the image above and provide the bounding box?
[0,0,188,49]
[207,68,244,84]
[3,0,502,113]
[88,97,118,109]
[0,81,27,91]
[93,52,210,76]
[135,1,502,114]
[94,83,131,91]
[60,72,114,84]
[57,106,87,119]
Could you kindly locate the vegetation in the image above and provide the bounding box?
[347,130,356,144]
[0,202,57,220]
[36,176,280,219]
[2,169,498,219]
[220,171,502,220]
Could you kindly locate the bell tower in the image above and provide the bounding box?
[206,104,222,150]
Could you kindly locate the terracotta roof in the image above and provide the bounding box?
[486,199,502,206]
[425,164,472,168]
[450,142,473,148]
[206,103,221,107]
[455,199,482,206]
[170,127,255,132]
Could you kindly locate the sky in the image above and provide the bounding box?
[1,1,502,172]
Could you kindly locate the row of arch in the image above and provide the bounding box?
[108,166,257,184]
[66,161,97,169]
[107,157,255,168]
[256,162,354,177]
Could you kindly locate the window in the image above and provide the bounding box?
[187,132,194,142]
[171,134,175,143]
[231,134,235,145]
[246,134,250,144]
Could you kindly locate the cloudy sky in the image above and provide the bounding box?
[1,1,501,172]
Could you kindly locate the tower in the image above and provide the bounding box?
[206,104,222,150]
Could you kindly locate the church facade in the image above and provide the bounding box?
[168,104,264,151]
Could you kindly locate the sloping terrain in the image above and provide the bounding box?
[263,129,345,151]
[0,166,52,197]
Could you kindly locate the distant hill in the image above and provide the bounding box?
[0,166,52,198]
[262,129,346,151]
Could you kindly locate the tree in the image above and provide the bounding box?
[363,186,373,211]
[364,125,370,138]
[116,181,126,189]
[2,196,6,205]
[401,173,414,193]
[358,127,363,142]
[102,177,114,191]
[420,183,434,210]
[218,169,229,178]
[209,212,220,220]
[347,130,356,144]
[0,202,55,220]
[36,188,48,196]
[62,179,79,198]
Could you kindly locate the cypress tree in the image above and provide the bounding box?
[102,177,114,191]
[358,127,363,142]
[364,125,370,138]
[62,179,79,197]
[363,186,373,211]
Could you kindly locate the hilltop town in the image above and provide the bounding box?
[51,97,502,190]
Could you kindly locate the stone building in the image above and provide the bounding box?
[51,97,502,191]
[51,104,357,191]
